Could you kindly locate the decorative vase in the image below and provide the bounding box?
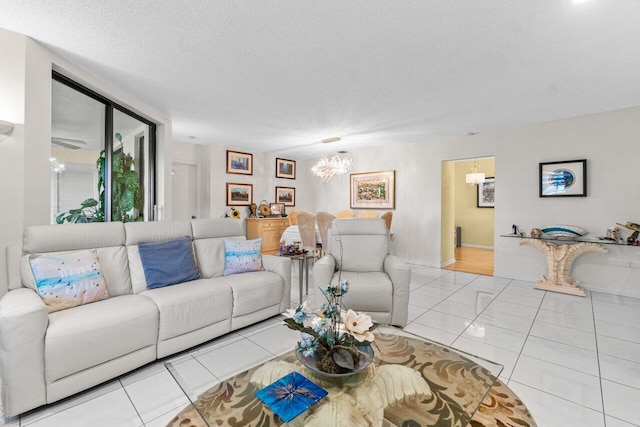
[295,345,374,378]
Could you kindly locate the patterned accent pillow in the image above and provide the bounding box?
[224,238,264,275]
[29,249,109,313]
[541,225,587,238]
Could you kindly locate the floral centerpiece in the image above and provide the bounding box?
[284,280,376,375]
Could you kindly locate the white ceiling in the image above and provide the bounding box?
[3,1,640,158]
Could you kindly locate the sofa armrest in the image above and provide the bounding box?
[0,288,49,416]
[262,255,292,312]
[384,255,411,327]
[313,255,336,290]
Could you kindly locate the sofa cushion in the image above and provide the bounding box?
[338,271,393,313]
[29,249,109,313]
[23,222,125,254]
[45,294,158,383]
[124,220,193,246]
[139,278,232,341]
[223,238,264,275]
[191,218,246,278]
[193,238,234,279]
[216,271,284,317]
[138,237,200,289]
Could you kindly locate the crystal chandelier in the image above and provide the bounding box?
[311,155,352,184]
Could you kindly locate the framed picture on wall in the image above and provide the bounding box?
[275,186,295,206]
[226,183,253,206]
[226,150,253,175]
[276,158,296,179]
[539,159,587,197]
[350,170,395,209]
[477,177,495,208]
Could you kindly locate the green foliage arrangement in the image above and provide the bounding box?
[56,133,144,224]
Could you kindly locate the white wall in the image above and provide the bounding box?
[172,141,314,232]
[0,28,26,296]
[306,107,640,297]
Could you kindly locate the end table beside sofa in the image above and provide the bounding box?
[0,218,291,417]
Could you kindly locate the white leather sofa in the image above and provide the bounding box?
[0,218,291,417]
[313,218,410,327]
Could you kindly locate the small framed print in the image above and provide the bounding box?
[276,158,296,179]
[275,186,295,206]
[226,150,253,175]
[539,159,587,197]
[226,183,253,206]
[477,177,495,208]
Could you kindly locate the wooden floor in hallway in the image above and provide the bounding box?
[443,246,494,276]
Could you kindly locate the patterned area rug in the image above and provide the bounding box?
[167,334,536,427]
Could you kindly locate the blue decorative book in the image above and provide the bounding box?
[255,371,328,422]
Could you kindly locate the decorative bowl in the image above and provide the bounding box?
[295,345,374,378]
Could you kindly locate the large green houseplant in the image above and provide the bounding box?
[56,133,144,223]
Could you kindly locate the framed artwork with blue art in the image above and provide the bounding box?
[539,159,587,197]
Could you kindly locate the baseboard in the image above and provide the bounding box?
[441,259,455,267]
[461,244,494,250]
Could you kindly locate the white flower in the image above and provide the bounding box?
[340,309,375,342]
[284,300,312,320]
[311,316,330,334]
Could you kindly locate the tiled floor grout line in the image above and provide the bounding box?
[591,294,609,427]
[118,378,145,427]
[501,287,547,384]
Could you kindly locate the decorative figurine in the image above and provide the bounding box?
[249,203,257,218]
[512,224,524,237]
[531,228,542,238]
[616,221,640,245]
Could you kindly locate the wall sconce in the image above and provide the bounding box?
[0,120,15,135]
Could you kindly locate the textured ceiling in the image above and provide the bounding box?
[2,1,640,158]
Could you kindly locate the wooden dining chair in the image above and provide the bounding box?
[297,211,320,259]
[288,209,300,226]
[357,211,378,218]
[381,211,394,240]
[316,211,336,255]
[336,210,355,219]
[381,211,393,229]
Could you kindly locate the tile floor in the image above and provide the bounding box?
[2,266,640,426]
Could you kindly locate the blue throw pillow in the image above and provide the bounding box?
[224,238,264,275]
[138,236,200,289]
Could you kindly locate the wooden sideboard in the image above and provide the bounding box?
[246,217,290,254]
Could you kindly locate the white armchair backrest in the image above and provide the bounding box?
[328,219,388,272]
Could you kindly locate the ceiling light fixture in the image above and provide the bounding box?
[311,153,352,184]
[321,137,341,144]
[0,120,15,135]
[50,157,65,173]
[465,159,485,184]
[51,137,87,149]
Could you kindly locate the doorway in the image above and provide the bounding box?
[171,161,201,220]
[440,157,495,276]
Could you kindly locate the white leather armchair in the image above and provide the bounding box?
[313,218,410,327]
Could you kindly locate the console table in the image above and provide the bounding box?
[246,217,290,254]
[501,234,634,296]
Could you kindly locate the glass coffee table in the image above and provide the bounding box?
[166,329,504,426]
